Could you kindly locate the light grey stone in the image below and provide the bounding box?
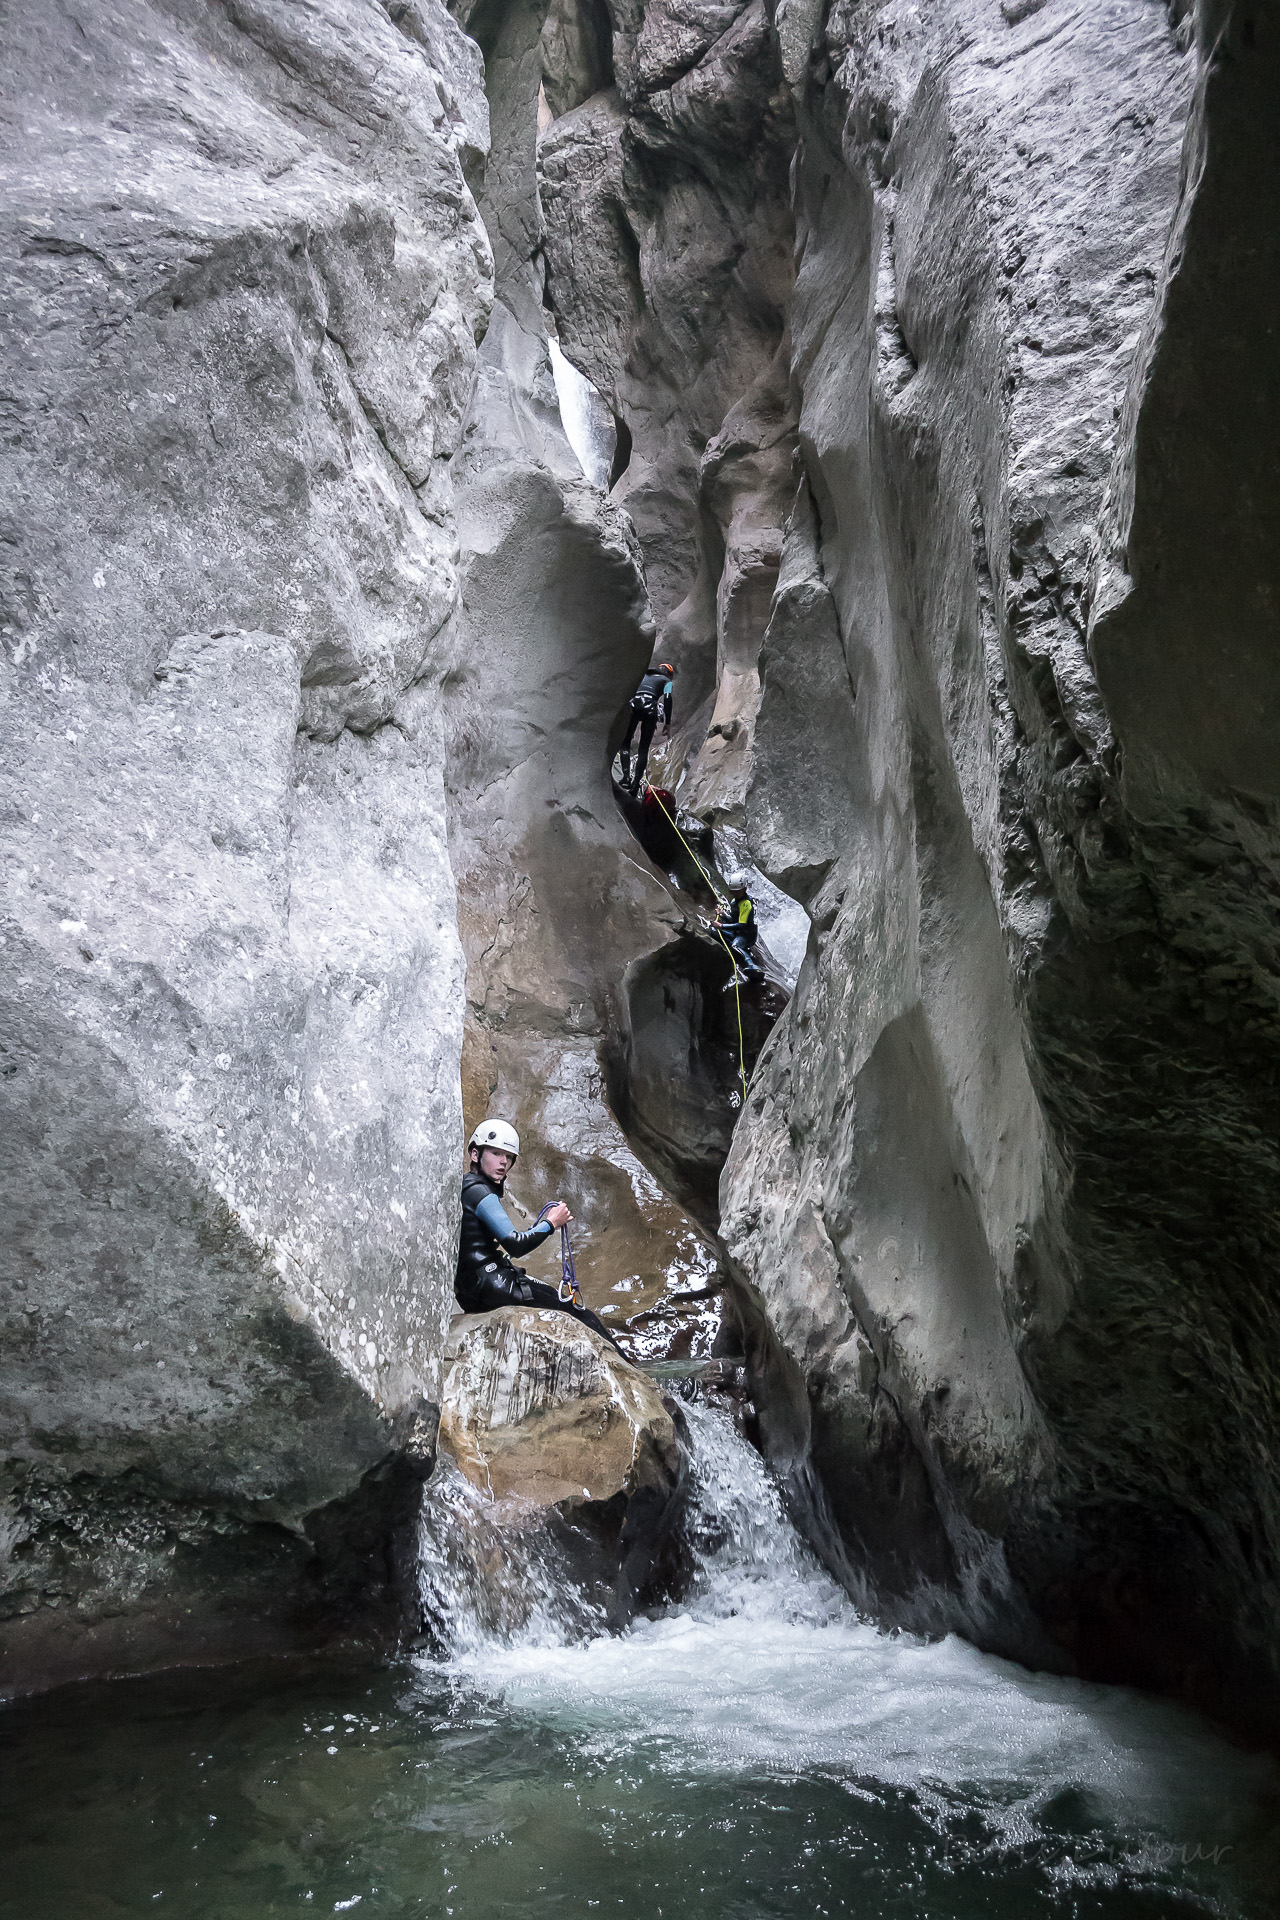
[4,0,1279,1756]
[446,0,723,1354]
[0,0,490,1688]
[713,0,1280,1738]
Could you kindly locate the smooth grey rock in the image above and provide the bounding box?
[1,0,490,1688]
[539,0,615,119]
[717,0,1280,1737]
[445,0,723,1339]
[745,480,859,905]
[539,0,796,676]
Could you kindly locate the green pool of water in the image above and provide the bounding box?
[3,1410,1275,1919]
[0,1654,1272,1920]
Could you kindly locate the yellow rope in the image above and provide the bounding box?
[637,781,750,1109]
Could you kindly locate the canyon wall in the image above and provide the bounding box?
[538,0,798,810]
[560,0,1275,1733]
[543,0,1280,1734]
[0,0,491,1687]
[0,0,727,1690]
[442,0,722,1336]
[3,0,1278,1744]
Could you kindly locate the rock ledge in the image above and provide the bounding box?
[440,1308,682,1509]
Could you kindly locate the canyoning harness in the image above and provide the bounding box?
[535,1202,582,1307]
[629,669,674,726]
[637,783,750,1108]
[716,894,758,945]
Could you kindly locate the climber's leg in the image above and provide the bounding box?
[722,932,764,987]
[629,712,658,794]
[618,708,642,787]
[521,1277,627,1351]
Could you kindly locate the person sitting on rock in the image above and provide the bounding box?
[618,660,675,796]
[456,1119,622,1347]
[713,874,765,989]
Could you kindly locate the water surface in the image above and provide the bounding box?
[2,1408,1275,1918]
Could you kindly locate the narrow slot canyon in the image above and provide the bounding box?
[2,1,1280,1914]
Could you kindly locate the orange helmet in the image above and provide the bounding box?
[658,661,675,676]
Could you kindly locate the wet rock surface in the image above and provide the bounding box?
[441,1306,683,1506]
[538,0,797,804]
[432,1305,688,1623]
[535,0,1280,1742]
[711,0,1280,1737]
[610,930,783,1228]
[445,0,727,1347]
[0,0,489,1689]
[2,0,1278,1755]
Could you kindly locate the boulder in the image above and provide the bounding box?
[0,0,490,1692]
[441,1307,683,1506]
[436,1307,688,1621]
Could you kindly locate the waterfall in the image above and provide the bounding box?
[549,337,616,490]
[417,1449,609,1656]
[416,1401,843,1663]
[416,1406,1276,1882]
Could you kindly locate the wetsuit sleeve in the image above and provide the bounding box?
[474,1192,553,1254]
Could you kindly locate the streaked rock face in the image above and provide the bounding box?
[542,0,1280,1737]
[0,0,490,1689]
[441,1306,683,1508]
[537,0,796,801]
[724,1,1279,1733]
[3,0,1278,1749]
[434,1306,687,1626]
[445,0,722,1348]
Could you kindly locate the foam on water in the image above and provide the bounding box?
[3,1407,1275,1917]
[419,1405,1277,1883]
[549,337,616,489]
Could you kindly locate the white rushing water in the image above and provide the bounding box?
[549,337,616,490]
[418,1405,1275,1884]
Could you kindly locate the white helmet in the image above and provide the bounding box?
[724,870,749,892]
[469,1118,520,1157]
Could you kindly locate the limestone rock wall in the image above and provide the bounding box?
[539,0,1280,1738]
[538,0,798,809]
[4,0,1277,1746]
[444,0,724,1338]
[0,0,490,1688]
[715,0,1280,1735]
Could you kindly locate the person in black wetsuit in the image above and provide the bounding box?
[713,874,765,987]
[456,1118,622,1347]
[618,661,675,796]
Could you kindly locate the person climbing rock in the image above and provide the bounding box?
[618,661,675,796]
[456,1119,623,1347]
[713,874,765,989]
